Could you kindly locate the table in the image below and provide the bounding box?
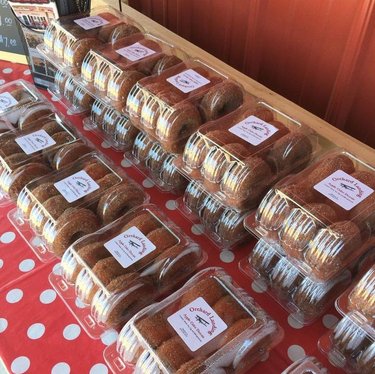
[0,61,345,374]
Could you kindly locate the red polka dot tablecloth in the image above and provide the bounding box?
[0,61,344,374]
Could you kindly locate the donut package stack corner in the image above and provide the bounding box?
[175,100,320,211]
[0,111,88,206]
[125,59,245,155]
[9,153,148,263]
[318,267,375,374]
[40,5,143,75]
[105,267,283,374]
[281,356,328,374]
[180,180,250,248]
[0,79,54,127]
[53,203,206,337]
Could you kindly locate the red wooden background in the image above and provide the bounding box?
[127,0,375,149]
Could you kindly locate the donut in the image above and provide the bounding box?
[44,24,57,50]
[97,21,124,42]
[152,55,183,75]
[52,142,93,170]
[200,82,243,122]
[0,131,15,148]
[96,182,146,224]
[121,212,161,235]
[109,23,141,45]
[105,272,140,293]
[220,318,254,346]
[176,358,206,374]
[64,38,101,68]
[43,131,75,164]
[156,101,202,154]
[213,295,248,326]
[135,312,173,349]
[250,240,281,279]
[114,117,140,149]
[305,220,362,280]
[179,277,226,308]
[8,163,51,201]
[146,143,168,175]
[73,86,94,110]
[18,103,54,130]
[54,70,68,95]
[280,203,338,259]
[2,153,30,169]
[351,170,375,189]
[156,336,192,371]
[132,132,154,163]
[216,209,248,244]
[63,77,76,103]
[83,160,111,180]
[23,182,58,218]
[270,258,303,299]
[42,120,65,136]
[0,119,10,134]
[199,195,224,230]
[1,143,23,157]
[307,154,355,187]
[49,207,100,257]
[160,155,188,192]
[183,181,206,214]
[94,62,112,93]
[356,343,375,374]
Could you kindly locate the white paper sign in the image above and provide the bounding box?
[104,226,156,268]
[167,297,227,352]
[229,115,279,146]
[314,169,374,211]
[116,42,156,61]
[15,129,56,155]
[54,170,100,203]
[74,15,109,30]
[0,92,18,112]
[166,69,210,94]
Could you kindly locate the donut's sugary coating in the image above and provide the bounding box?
[25,182,59,218]
[160,156,188,192]
[43,131,75,164]
[52,142,93,170]
[213,295,248,326]
[83,160,111,180]
[199,195,224,229]
[42,120,65,136]
[176,357,206,374]
[121,212,161,235]
[157,336,192,371]
[73,88,94,110]
[105,272,140,293]
[109,23,141,45]
[152,55,183,76]
[3,152,31,168]
[216,210,247,243]
[64,38,101,68]
[132,133,154,163]
[18,104,54,131]
[220,318,255,346]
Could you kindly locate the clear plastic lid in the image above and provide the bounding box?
[78,33,187,110]
[281,356,328,374]
[319,312,374,373]
[40,6,143,73]
[125,59,245,154]
[239,238,356,325]
[11,153,148,260]
[181,180,249,248]
[245,150,375,282]
[105,267,283,374]
[0,79,53,125]
[0,112,80,203]
[54,204,206,335]
[175,101,320,211]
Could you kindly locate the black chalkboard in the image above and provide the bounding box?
[0,0,26,55]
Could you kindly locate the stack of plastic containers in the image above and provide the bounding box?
[240,150,375,324]
[174,100,320,248]
[319,265,375,373]
[9,153,148,262]
[49,204,206,338]
[104,267,283,373]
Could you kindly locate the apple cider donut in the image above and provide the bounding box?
[152,55,183,75]
[52,142,93,170]
[121,212,160,235]
[18,104,54,131]
[24,182,59,218]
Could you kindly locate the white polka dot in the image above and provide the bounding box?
[63,324,81,340]
[89,363,108,374]
[0,318,8,333]
[165,200,178,210]
[322,314,339,329]
[39,289,56,304]
[287,345,306,362]
[67,110,73,116]
[19,259,35,273]
[30,236,43,247]
[0,79,5,85]
[191,224,204,235]
[142,178,155,188]
[27,323,45,340]
[101,141,111,149]
[287,314,304,329]
[1,231,16,243]
[3,68,13,74]
[251,279,268,293]
[75,298,85,309]
[51,95,59,102]
[100,329,118,346]
[11,356,30,374]
[6,289,23,303]
[52,263,62,275]
[23,69,31,76]
[51,362,70,374]
[0,259,3,269]
[220,250,235,263]
[121,158,132,168]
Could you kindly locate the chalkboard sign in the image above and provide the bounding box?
[0,0,26,55]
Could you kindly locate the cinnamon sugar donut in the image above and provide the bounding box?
[160,155,188,192]
[250,240,281,279]
[42,120,65,136]
[132,132,154,163]
[121,212,160,235]
[43,131,75,164]
[146,143,168,176]
[220,318,254,346]
[73,86,94,110]
[18,104,54,130]
[64,38,101,68]
[114,118,140,149]
[25,182,58,218]
[200,82,243,122]
[105,272,140,293]
[52,142,93,170]
[176,358,205,374]
[152,55,183,75]
[2,153,30,168]
[213,295,248,326]
[183,181,206,214]
[83,160,110,180]
[49,207,100,257]
[199,195,224,230]
[109,23,141,45]
[96,182,146,224]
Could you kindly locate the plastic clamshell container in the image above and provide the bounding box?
[239,238,362,325]
[0,112,80,205]
[49,203,206,338]
[129,130,188,193]
[8,153,148,262]
[175,101,320,211]
[104,267,283,374]
[245,150,375,282]
[39,5,143,74]
[0,79,53,126]
[319,312,375,373]
[78,33,188,110]
[281,356,328,374]
[179,180,250,248]
[83,99,139,151]
[125,59,245,154]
